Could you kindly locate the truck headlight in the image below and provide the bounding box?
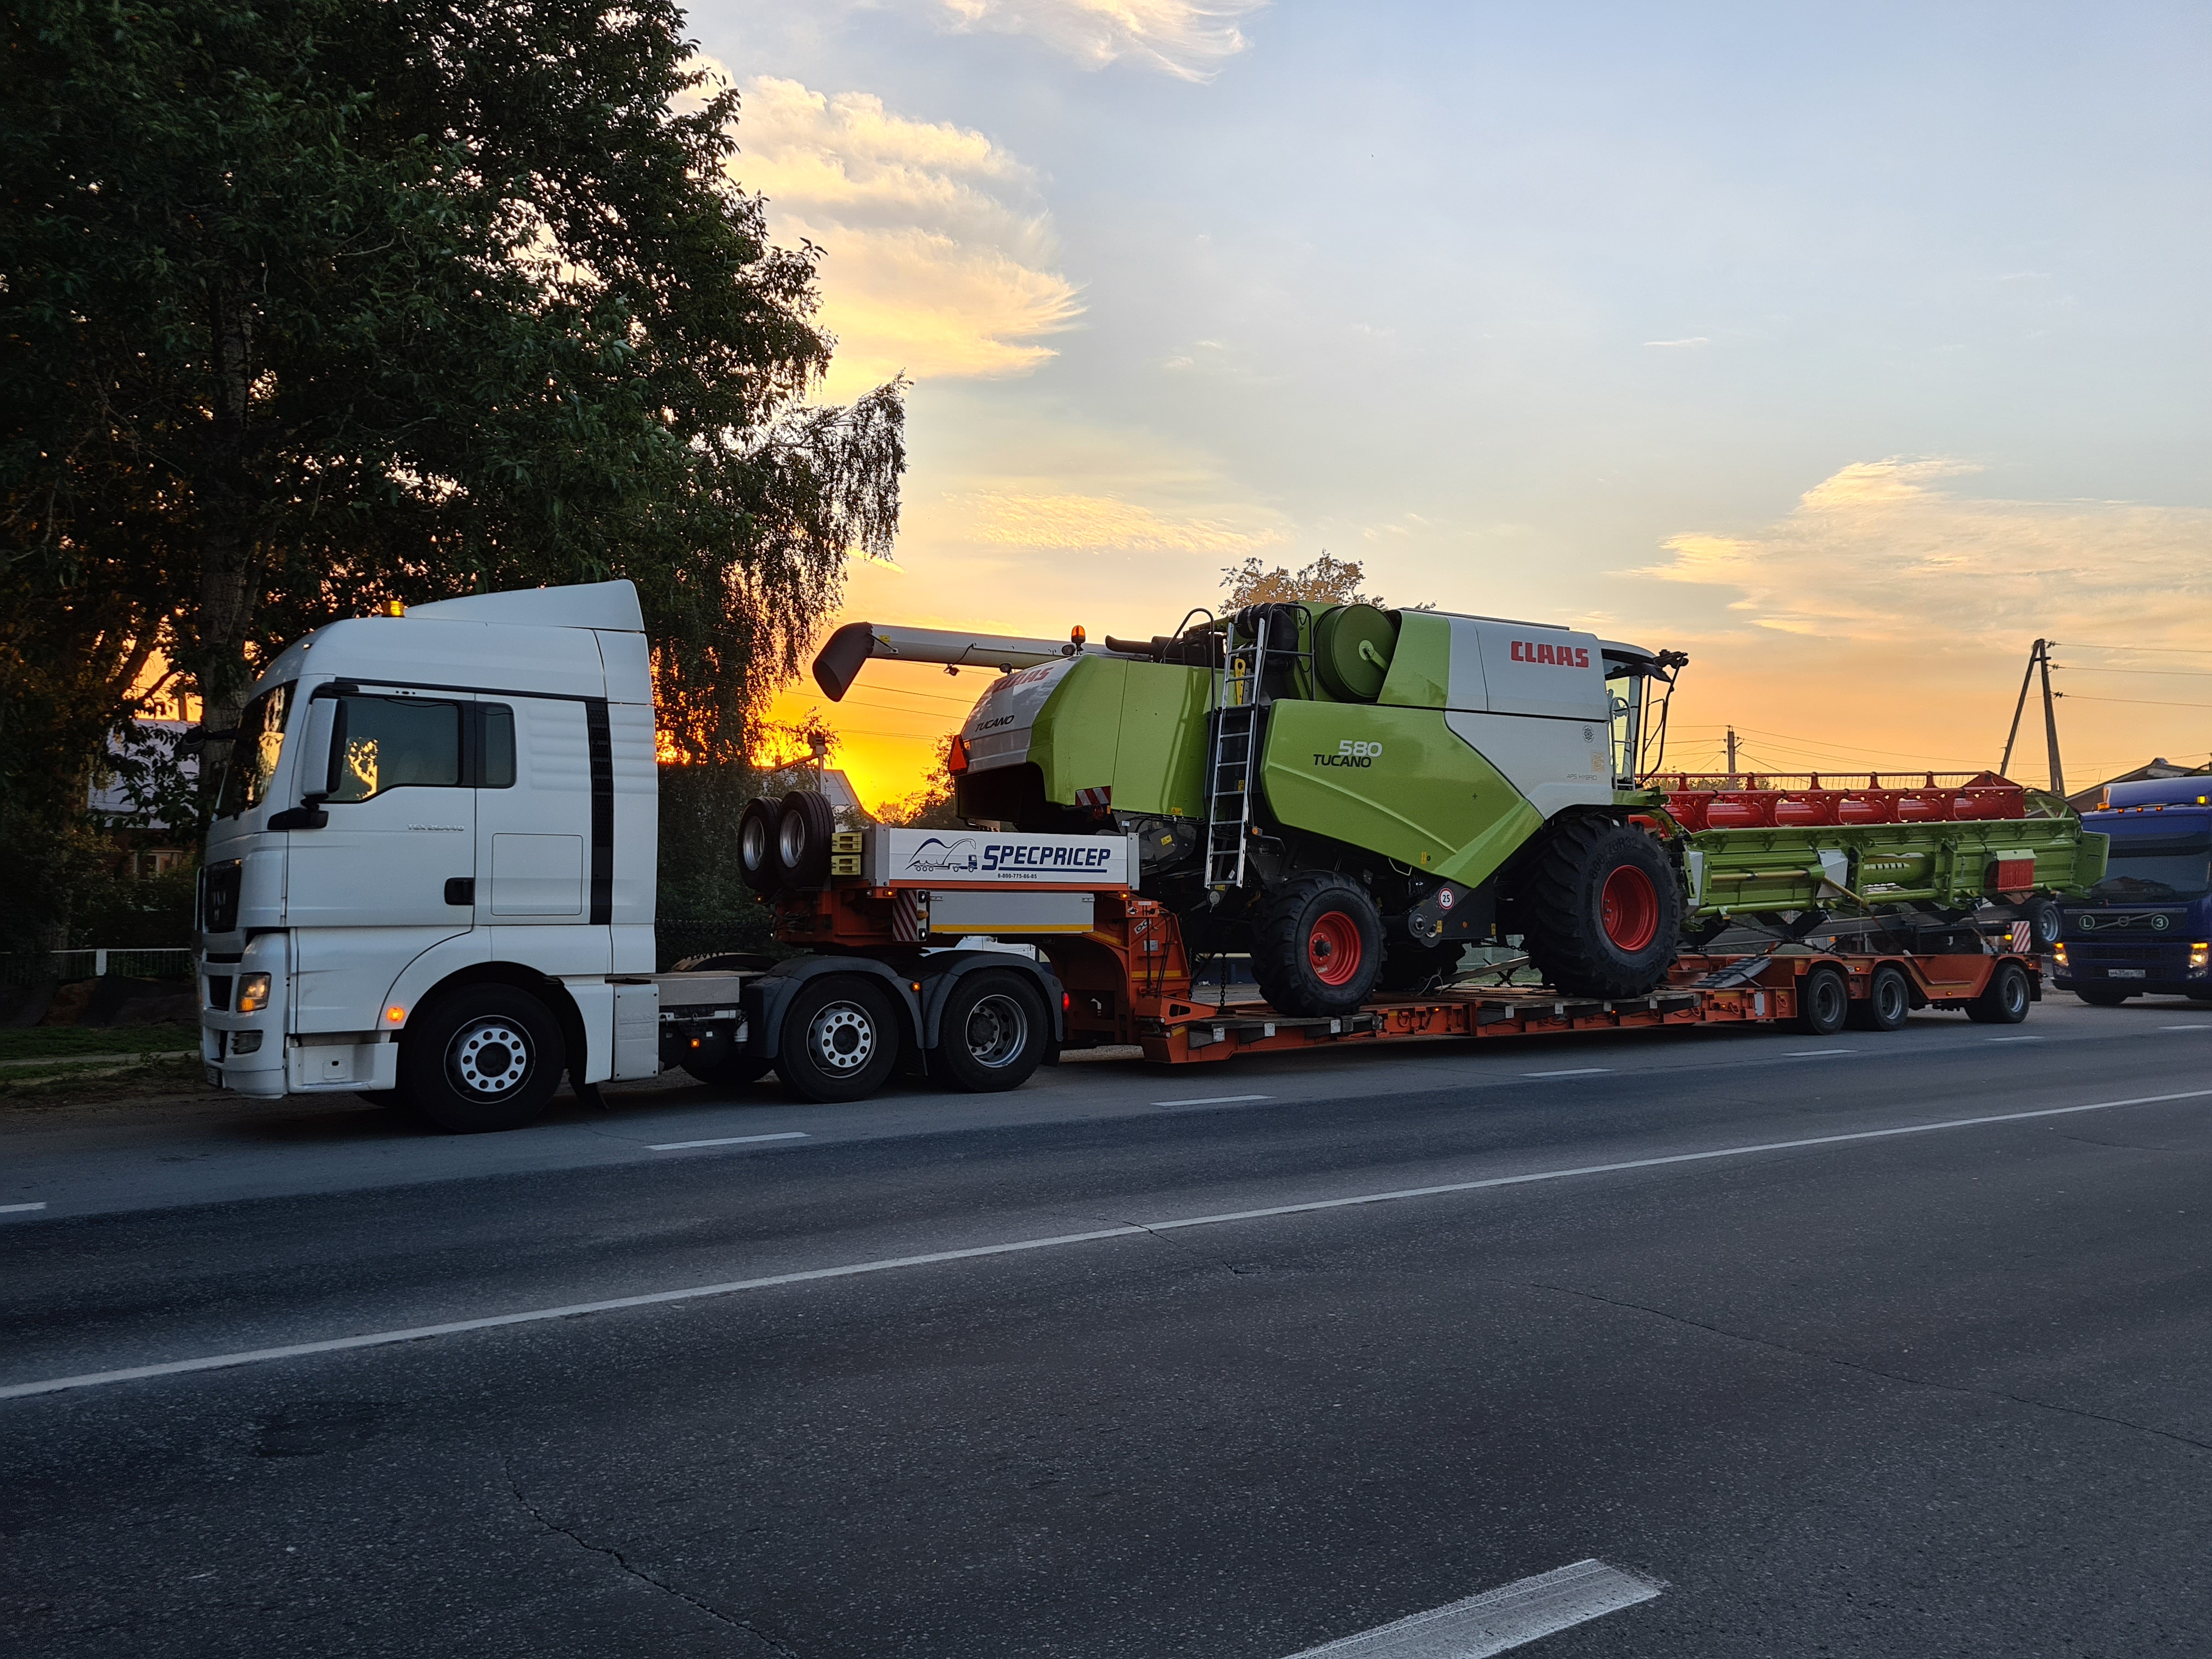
[2051,942,2068,968]
[236,972,272,1014]
[2193,943,2209,973]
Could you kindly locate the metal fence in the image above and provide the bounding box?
[0,947,197,988]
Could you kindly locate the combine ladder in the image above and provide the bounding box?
[1204,613,1269,895]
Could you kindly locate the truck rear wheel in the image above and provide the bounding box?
[1511,816,1681,999]
[778,976,900,1102]
[1251,873,1384,1015]
[1966,961,2032,1024]
[402,985,565,1133]
[933,970,1047,1092]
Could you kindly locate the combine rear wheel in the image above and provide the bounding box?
[1511,817,1681,998]
[1251,873,1383,1015]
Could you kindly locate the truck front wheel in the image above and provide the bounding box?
[778,977,900,1102]
[402,986,565,1133]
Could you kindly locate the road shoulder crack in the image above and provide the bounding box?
[1526,1280,2212,1455]
[501,1457,797,1654]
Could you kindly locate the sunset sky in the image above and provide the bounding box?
[689,1,2212,810]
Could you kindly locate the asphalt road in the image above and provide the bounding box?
[7,993,2212,1656]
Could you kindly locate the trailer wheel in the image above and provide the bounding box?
[775,792,837,890]
[934,970,1047,1092]
[737,799,781,893]
[402,985,565,1133]
[1251,873,1384,1015]
[1795,965,1849,1035]
[1512,816,1682,998]
[778,976,900,1102]
[1846,963,1912,1031]
[2075,987,2132,1007]
[2022,896,2062,948]
[1966,962,2032,1024]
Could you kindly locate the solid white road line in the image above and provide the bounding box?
[648,1132,810,1152]
[1987,1036,2044,1043]
[1153,1093,1273,1107]
[9,1084,2212,1404]
[0,1201,47,1215]
[1786,1048,1857,1057]
[2160,1026,2212,1032]
[1522,1068,1610,1078]
[1281,1558,1663,1658]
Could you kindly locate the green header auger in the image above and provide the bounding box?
[813,606,2101,1016]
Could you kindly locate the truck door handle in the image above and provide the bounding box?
[444,877,476,906]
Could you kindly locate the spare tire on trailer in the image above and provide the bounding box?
[1509,815,1682,999]
[737,798,781,893]
[1251,872,1384,1016]
[775,791,837,889]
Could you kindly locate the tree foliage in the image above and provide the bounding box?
[1,0,902,945]
[1221,552,1383,608]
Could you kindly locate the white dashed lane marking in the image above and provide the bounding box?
[1278,1558,1663,1657]
[1152,1094,1273,1107]
[647,1132,810,1152]
[1522,1068,1611,1079]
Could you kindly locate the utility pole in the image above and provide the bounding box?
[2000,640,2066,797]
[1724,726,1739,777]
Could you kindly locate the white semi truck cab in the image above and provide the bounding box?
[194,580,1075,1130]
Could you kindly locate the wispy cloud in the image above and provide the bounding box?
[1637,457,2212,647]
[951,489,1284,551]
[932,0,1266,81]
[708,68,1082,396]
[1643,336,1711,349]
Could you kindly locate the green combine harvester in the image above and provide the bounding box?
[814,605,2103,1015]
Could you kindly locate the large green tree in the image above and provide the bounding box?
[2,0,901,941]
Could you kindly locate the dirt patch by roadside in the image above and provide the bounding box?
[0,1056,217,1114]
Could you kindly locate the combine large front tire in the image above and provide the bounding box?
[1251,873,1384,1015]
[1511,816,1681,999]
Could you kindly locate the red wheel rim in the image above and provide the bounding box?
[1307,910,1363,986]
[1600,865,1660,952]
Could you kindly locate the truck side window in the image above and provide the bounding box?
[327,696,463,803]
[481,706,515,789]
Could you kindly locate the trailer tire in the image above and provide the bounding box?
[2022,896,2062,948]
[1966,962,2032,1024]
[1795,964,1850,1035]
[933,970,1047,1093]
[402,985,565,1133]
[1511,816,1681,999]
[777,975,900,1102]
[775,792,837,890]
[1379,939,1461,994]
[1251,873,1384,1016]
[1847,963,1912,1031]
[737,799,781,893]
[2075,987,2132,1007]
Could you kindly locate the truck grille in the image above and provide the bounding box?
[199,861,241,934]
[2074,944,2171,962]
[206,975,234,1011]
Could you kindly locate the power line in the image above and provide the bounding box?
[2055,664,2212,678]
[2054,692,2212,711]
[2052,641,2212,657]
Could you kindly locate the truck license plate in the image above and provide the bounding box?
[2108,968,2147,978]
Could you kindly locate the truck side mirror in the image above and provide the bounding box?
[269,696,340,831]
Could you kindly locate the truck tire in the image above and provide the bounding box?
[1250,873,1384,1015]
[402,985,565,1133]
[2076,986,2132,1007]
[778,975,900,1102]
[1846,962,1911,1031]
[1966,961,2032,1024]
[1795,964,1849,1035]
[933,969,1047,1092]
[775,792,836,889]
[1511,816,1681,999]
[737,799,781,893]
[1378,939,1460,994]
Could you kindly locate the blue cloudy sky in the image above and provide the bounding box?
[685,1,2211,805]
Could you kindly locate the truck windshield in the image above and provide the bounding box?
[2089,827,2212,901]
[214,682,296,818]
